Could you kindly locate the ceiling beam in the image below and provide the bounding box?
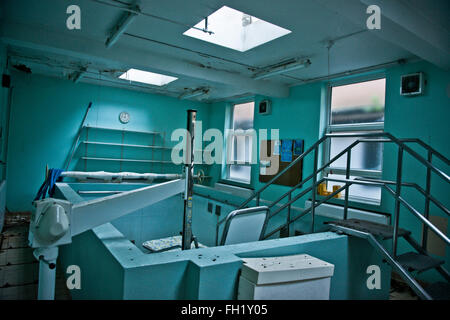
[0,20,290,97]
[315,0,450,70]
[105,3,140,48]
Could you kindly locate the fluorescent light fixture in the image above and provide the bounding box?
[179,88,209,100]
[183,6,291,52]
[119,68,178,86]
[253,59,311,80]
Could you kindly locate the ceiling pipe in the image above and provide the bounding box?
[105,5,140,48]
[179,88,209,100]
[1,21,290,97]
[71,67,87,83]
[90,0,214,34]
[288,58,413,86]
[253,58,311,80]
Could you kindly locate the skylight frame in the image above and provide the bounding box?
[183,6,292,52]
[119,68,178,86]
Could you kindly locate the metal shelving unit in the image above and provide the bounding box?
[81,126,174,172]
[80,157,173,164]
[81,141,171,150]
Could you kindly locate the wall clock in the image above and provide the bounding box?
[119,111,130,124]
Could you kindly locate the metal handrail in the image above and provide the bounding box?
[239,132,449,210]
[354,177,449,216]
[238,132,450,257]
[323,177,450,245]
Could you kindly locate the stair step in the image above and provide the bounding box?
[426,282,450,300]
[325,219,411,239]
[396,252,444,273]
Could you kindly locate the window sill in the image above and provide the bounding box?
[218,179,254,190]
[317,194,381,209]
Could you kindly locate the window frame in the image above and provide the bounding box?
[224,100,256,185]
[323,74,386,204]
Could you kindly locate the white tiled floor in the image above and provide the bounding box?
[0,215,71,300]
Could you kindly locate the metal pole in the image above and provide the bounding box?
[287,192,292,236]
[422,151,432,249]
[343,150,351,220]
[393,147,403,257]
[35,247,58,300]
[311,146,318,233]
[65,102,92,171]
[182,109,196,250]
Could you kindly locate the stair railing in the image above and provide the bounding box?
[237,132,449,257]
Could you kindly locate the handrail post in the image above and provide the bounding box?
[422,150,432,249]
[393,147,404,257]
[256,193,260,206]
[287,192,292,236]
[311,146,319,233]
[343,149,351,220]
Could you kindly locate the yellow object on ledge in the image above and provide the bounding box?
[317,182,341,198]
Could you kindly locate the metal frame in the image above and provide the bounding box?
[182,109,196,250]
[224,100,256,185]
[323,75,387,204]
[238,132,450,257]
[328,224,433,300]
[219,206,270,246]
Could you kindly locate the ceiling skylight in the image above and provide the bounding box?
[119,69,178,86]
[183,6,291,52]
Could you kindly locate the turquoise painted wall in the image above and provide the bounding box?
[0,41,7,232]
[56,183,391,300]
[207,60,449,283]
[0,41,7,177]
[207,84,326,235]
[6,71,211,212]
[381,60,450,282]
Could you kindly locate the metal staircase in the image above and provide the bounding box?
[237,132,450,300]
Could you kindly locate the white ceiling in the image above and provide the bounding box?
[0,0,448,101]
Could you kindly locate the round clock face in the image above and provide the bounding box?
[119,111,130,124]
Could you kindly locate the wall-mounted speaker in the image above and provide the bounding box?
[258,99,271,115]
[401,72,424,96]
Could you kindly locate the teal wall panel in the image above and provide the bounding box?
[381,61,450,282]
[6,72,210,212]
[205,60,449,283]
[55,183,391,300]
[59,228,125,299]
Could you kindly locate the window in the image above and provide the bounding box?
[119,69,178,86]
[183,6,291,52]
[325,77,386,204]
[226,102,255,184]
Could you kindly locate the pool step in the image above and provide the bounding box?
[396,252,444,273]
[426,282,450,300]
[325,218,411,239]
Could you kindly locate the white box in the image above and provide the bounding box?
[238,254,334,300]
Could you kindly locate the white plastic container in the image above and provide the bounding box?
[238,254,334,300]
